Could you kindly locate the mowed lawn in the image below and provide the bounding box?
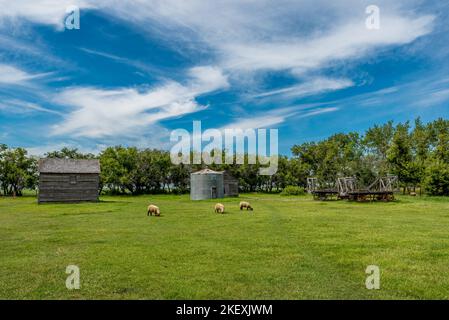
[1,194,449,300]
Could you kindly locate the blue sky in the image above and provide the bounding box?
[0,0,448,155]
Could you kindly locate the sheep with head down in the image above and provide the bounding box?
[214,203,225,214]
[147,204,160,216]
[239,201,253,211]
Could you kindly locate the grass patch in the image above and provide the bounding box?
[1,194,449,299]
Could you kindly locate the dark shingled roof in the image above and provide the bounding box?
[39,158,100,174]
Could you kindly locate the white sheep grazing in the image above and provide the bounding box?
[215,203,225,214]
[147,204,161,216]
[239,201,253,211]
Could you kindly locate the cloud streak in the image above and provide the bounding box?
[221,105,339,130]
[0,2,435,76]
[0,0,94,29]
[253,78,354,99]
[0,99,62,115]
[0,64,50,85]
[219,15,434,73]
[92,1,434,75]
[52,66,229,138]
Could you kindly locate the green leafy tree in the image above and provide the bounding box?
[423,161,449,196]
[0,147,37,196]
[365,121,395,157]
[45,147,95,159]
[387,122,413,191]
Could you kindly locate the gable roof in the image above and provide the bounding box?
[39,158,100,174]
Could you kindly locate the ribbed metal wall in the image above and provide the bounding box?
[190,172,224,200]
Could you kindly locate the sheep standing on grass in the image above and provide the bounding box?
[239,201,253,211]
[147,204,161,217]
[215,203,225,214]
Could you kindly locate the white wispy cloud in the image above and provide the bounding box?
[412,88,449,108]
[52,66,229,138]
[222,114,289,130]
[94,0,436,121]
[0,99,62,115]
[0,64,50,85]
[253,78,354,99]
[79,47,167,77]
[341,76,449,109]
[93,0,434,74]
[0,0,95,29]
[221,105,339,130]
[219,14,434,73]
[0,1,434,76]
[296,107,339,118]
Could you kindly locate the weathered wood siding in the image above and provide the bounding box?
[223,171,239,197]
[38,173,99,203]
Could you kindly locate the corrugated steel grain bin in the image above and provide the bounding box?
[190,169,224,200]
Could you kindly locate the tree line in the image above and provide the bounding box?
[1,117,449,196]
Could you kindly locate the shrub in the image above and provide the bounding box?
[280,186,305,196]
[172,187,188,195]
[423,162,449,196]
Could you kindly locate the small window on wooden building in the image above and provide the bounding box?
[69,175,77,185]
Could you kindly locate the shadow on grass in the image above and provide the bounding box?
[98,200,132,204]
[59,210,118,216]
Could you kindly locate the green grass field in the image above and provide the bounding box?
[1,193,449,299]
